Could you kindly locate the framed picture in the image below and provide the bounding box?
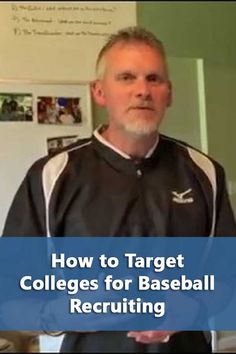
[35,82,92,129]
[0,92,33,122]
[37,96,83,126]
[47,135,78,155]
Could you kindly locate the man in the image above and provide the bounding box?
[2,26,236,352]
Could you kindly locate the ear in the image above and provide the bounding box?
[166,80,172,107]
[90,80,106,107]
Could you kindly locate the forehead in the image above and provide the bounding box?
[103,42,166,73]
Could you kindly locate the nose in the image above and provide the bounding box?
[135,79,151,100]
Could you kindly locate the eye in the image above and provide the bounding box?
[146,74,166,84]
[116,73,136,82]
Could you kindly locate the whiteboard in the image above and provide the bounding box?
[0,2,137,81]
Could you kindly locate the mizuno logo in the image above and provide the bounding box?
[172,188,194,204]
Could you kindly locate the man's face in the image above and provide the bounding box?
[92,42,172,136]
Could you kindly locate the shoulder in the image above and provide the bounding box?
[21,137,93,202]
[26,137,93,180]
[160,134,225,184]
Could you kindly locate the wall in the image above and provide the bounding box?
[137,2,236,65]
[137,1,236,214]
[205,62,236,211]
[137,2,236,350]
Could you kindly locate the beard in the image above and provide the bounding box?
[121,111,161,136]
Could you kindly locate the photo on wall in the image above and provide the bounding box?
[35,82,93,134]
[0,93,33,122]
[37,96,82,125]
[47,135,78,155]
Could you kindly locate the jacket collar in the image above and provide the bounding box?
[92,125,162,175]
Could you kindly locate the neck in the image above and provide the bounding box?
[101,125,159,159]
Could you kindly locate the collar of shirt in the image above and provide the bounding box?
[93,125,159,160]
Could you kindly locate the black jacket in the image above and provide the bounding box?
[3,131,236,238]
[3,130,236,352]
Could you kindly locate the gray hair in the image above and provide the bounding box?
[96,26,167,79]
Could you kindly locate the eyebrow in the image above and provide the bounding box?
[114,71,167,80]
[115,71,135,76]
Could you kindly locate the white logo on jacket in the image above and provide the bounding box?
[172,188,194,204]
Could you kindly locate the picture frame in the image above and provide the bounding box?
[36,82,92,128]
[0,92,33,122]
[47,135,79,155]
